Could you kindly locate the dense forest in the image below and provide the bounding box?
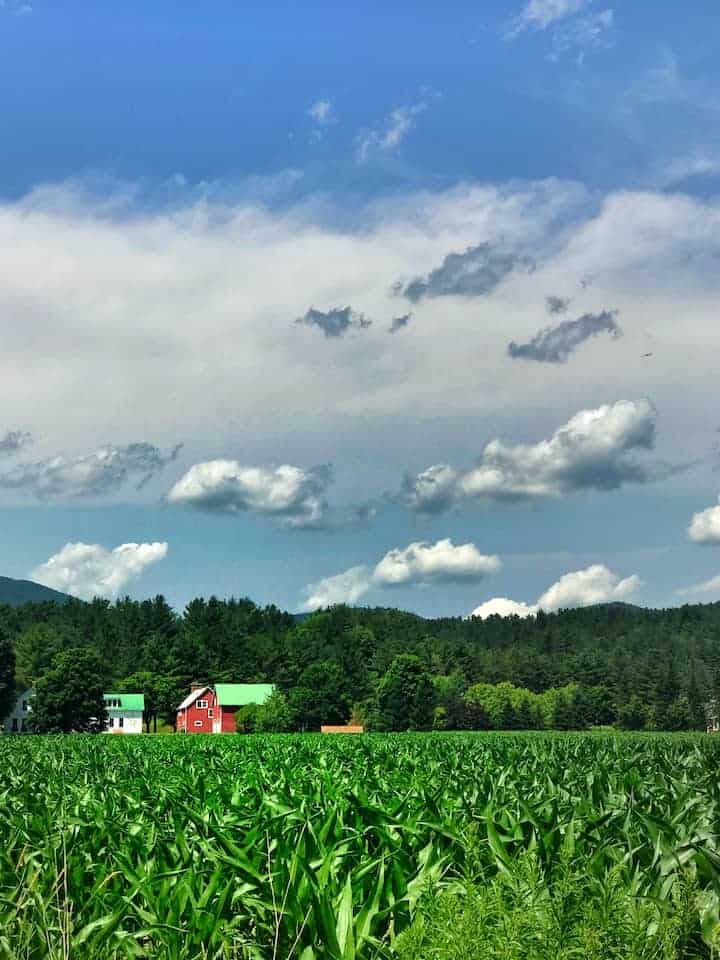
[0,595,718,732]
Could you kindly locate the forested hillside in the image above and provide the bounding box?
[0,595,718,731]
[0,577,70,607]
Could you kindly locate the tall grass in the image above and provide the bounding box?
[1,732,720,958]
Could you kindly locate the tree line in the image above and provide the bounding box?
[0,595,717,732]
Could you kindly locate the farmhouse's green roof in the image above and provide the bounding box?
[215,683,274,707]
[103,692,145,711]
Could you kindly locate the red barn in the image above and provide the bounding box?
[176,683,275,733]
[176,684,217,733]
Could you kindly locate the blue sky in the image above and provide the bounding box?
[2,0,720,617]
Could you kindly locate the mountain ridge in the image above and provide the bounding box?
[0,577,71,607]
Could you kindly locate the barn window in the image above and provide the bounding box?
[196,699,208,709]
[194,720,203,727]
[208,709,214,718]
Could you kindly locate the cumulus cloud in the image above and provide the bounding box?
[301,566,373,611]
[396,243,534,302]
[374,539,500,586]
[471,563,641,618]
[301,538,500,610]
[536,564,641,609]
[401,464,460,514]
[688,498,720,544]
[32,541,168,601]
[389,313,411,334]
[2,174,719,517]
[167,460,332,528]
[404,400,658,513]
[546,295,570,314]
[357,95,436,161]
[295,306,371,338]
[470,597,539,619]
[0,430,32,457]
[0,442,181,499]
[508,309,621,363]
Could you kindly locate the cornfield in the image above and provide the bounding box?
[2,732,720,958]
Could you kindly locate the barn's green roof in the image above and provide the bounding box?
[103,692,145,711]
[215,683,274,707]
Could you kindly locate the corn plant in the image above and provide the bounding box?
[1,732,720,958]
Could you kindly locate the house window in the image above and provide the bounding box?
[196,699,208,709]
[208,708,214,718]
[22,701,28,712]
[119,716,124,728]
[11,718,17,732]
[194,720,203,727]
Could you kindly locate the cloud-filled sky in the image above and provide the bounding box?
[2,0,720,615]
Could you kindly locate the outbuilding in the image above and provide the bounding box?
[176,682,275,733]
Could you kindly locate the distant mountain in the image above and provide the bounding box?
[0,577,71,607]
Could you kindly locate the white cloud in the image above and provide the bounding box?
[548,9,614,63]
[0,442,180,500]
[301,538,500,610]
[404,399,659,513]
[301,566,372,611]
[167,460,331,528]
[32,541,168,601]
[677,573,720,598]
[1,175,720,521]
[656,151,720,189]
[401,464,459,514]
[688,499,720,544]
[509,0,588,34]
[357,97,435,161]
[471,597,539,619]
[373,538,500,586]
[471,563,641,618]
[537,563,641,609]
[0,430,32,458]
[308,99,332,125]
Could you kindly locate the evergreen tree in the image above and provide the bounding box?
[664,697,694,731]
[13,623,64,688]
[0,627,15,722]
[375,654,434,731]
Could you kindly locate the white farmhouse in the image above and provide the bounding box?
[104,692,145,734]
[2,688,33,733]
[2,688,145,734]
